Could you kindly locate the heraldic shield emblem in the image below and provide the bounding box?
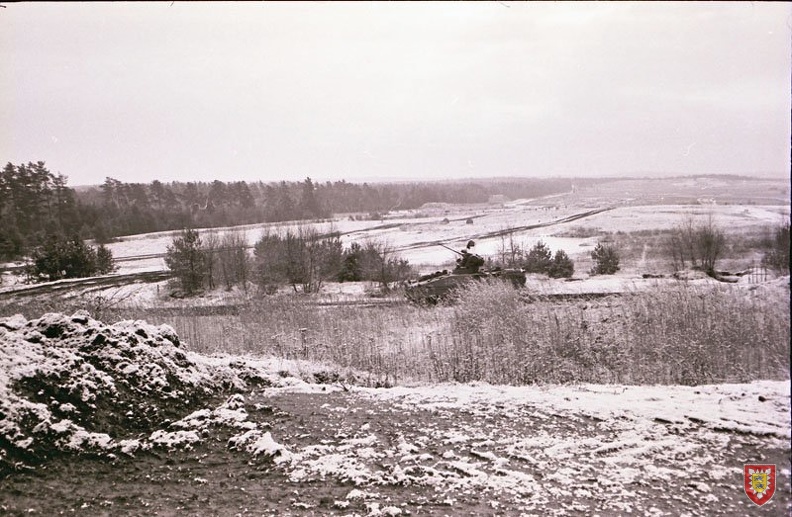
[744,464,776,506]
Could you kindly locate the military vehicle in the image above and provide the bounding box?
[404,242,526,304]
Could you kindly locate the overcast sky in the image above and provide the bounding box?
[1,2,790,186]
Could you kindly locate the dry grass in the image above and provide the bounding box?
[2,279,788,387]
[581,224,782,276]
[436,281,789,385]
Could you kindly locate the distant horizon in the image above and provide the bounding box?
[66,170,790,189]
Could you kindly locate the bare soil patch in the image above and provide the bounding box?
[2,387,789,516]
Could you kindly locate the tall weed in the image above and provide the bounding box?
[2,278,788,386]
[434,281,789,385]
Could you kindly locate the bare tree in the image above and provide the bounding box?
[498,231,524,268]
[763,220,790,273]
[695,214,725,274]
[217,230,250,291]
[202,230,221,290]
[361,238,413,291]
[252,228,284,294]
[667,214,698,271]
[667,213,725,274]
[297,226,342,293]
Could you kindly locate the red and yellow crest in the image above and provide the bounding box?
[744,464,776,506]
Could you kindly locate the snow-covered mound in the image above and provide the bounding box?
[0,311,329,475]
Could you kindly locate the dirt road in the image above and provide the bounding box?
[2,387,789,516]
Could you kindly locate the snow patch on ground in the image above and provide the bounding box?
[363,382,791,439]
[254,380,790,512]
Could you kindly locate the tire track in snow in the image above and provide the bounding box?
[395,206,615,252]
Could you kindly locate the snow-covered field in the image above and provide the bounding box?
[96,198,789,275]
[1,177,787,292]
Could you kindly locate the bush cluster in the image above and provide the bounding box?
[25,235,115,282]
[252,227,342,294]
[338,242,412,288]
[165,227,413,296]
[523,241,575,278]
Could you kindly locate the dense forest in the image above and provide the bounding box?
[0,162,85,260]
[1,160,588,261]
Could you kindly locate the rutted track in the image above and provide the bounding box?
[396,206,614,252]
[0,271,173,300]
[1,275,622,310]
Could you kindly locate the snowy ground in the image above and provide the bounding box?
[86,199,792,275]
[8,267,781,313]
[1,183,787,296]
[253,381,791,515]
[1,312,789,515]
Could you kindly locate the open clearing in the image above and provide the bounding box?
[1,176,790,515]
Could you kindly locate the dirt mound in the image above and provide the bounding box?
[0,311,315,476]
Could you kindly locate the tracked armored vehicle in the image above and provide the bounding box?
[404,242,526,304]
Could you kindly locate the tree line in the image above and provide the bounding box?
[79,176,584,241]
[1,160,581,262]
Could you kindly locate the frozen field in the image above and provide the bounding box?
[100,201,788,275]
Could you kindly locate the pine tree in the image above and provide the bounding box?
[338,242,364,282]
[165,228,207,295]
[549,249,575,278]
[590,242,620,275]
[300,177,324,219]
[96,244,116,274]
[523,241,553,274]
